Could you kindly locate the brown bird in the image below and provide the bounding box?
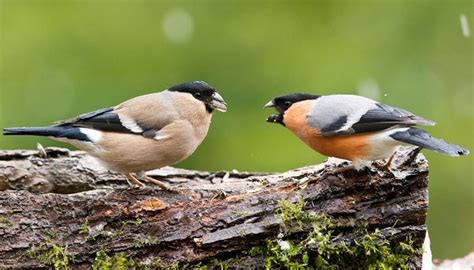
[265,93,469,171]
[3,81,227,189]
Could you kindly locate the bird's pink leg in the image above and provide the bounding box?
[398,147,422,168]
[375,153,396,170]
[373,153,397,178]
[143,176,174,191]
[126,173,145,188]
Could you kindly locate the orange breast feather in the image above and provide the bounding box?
[283,101,371,162]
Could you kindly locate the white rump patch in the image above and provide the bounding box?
[118,114,143,133]
[51,136,100,154]
[79,128,103,143]
[364,128,409,160]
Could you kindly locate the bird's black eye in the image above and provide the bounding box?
[193,92,201,98]
[284,101,292,106]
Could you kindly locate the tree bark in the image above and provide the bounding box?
[0,147,428,269]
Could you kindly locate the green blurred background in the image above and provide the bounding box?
[0,0,472,259]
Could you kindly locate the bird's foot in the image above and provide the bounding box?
[126,173,146,189]
[372,153,396,178]
[143,176,177,192]
[398,147,422,169]
[126,173,177,191]
[373,162,396,178]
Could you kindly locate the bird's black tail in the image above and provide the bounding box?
[390,127,469,156]
[3,126,90,141]
[4,126,59,136]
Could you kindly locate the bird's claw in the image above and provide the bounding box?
[373,161,396,178]
[144,176,178,192]
[398,147,422,169]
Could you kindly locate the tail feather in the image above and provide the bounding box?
[3,126,91,142]
[4,126,60,136]
[411,116,436,127]
[390,127,469,156]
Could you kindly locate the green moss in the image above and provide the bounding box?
[149,258,166,268]
[86,228,113,242]
[0,216,11,229]
[27,241,74,270]
[91,251,183,270]
[43,228,57,239]
[114,219,143,237]
[79,218,89,234]
[92,250,112,269]
[250,195,421,269]
[86,219,143,242]
[165,261,181,270]
[121,219,143,228]
[132,235,157,248]
[91,250,143,270]
[239,228,249,237]
[233,210,249,217]
[210,258,229,270]
[187,258,230,270]
[276,193,324,231]
[277,194,305,225]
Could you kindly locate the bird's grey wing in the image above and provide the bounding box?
[112,91,179,137]
[54,93,177,138]
[55,108,134,133]
[307,95,435,136]
[348,103,435,134]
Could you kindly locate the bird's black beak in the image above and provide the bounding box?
[266,114,284,124]
[264,100,275,108]
[264,99,284,125]
[210,92,227,112]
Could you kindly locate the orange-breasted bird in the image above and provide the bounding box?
[3,81,227,189]
[264,93,469,170]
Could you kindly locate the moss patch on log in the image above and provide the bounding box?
[27,241,75,270]
[249,193,422,269]
[91,250,146,270]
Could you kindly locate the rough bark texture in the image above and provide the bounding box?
[0,147,428,269]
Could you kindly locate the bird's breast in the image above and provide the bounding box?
[190,113,212,144]
[94,119,208,173]
[283,105,372,162]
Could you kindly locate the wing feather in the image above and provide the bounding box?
[53,91,179,139]
[56,108,133,133]
[307,95,435,136]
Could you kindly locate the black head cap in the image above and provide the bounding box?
[168,81,227,113]
[169,80,215,95]
[265,93,320,114]
[264,93,320,125]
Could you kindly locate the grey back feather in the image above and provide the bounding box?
[306,95,378,135]
[306,94,435,136]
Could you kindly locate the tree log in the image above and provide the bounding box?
[0,147,428,269]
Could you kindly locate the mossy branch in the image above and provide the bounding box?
[0,147,428,269]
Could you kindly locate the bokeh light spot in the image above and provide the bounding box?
[459,14,470,38]
[357,78,381,101]
[162,9,194,44]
